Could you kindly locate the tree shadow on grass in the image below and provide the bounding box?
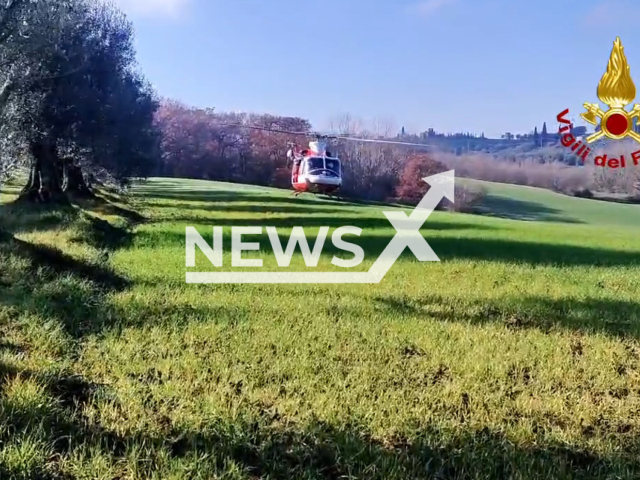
[132,188,376,209]
[0,360,108,478]
[96,188,134,206]
[166,216,492,231]
[76,192,146,224]
[176,227,640,268]
[374,294,640,339]
[0,201,79,234]
[475,196,584,224]
[0,193,144,244]
[150,422,640,480]
[0,233,131,339]
[83,421,640,480]
[1,193,640,477]
[0,196,140,340]
[68,214,137,252]
[4,235,129,291]
[0,233,251,341]
[1,357,639,480]
[150,201,374,216]
[426,236,640,267]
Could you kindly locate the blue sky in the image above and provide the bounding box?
[117,0,640,138]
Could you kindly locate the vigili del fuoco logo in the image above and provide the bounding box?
[557,37,640,168]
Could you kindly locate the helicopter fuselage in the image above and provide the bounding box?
[289,141,342,194]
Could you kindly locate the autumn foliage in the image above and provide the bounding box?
[154,101,409,201]
[154,100,310,188]
[395,153,447,204]
[153,101,485,208]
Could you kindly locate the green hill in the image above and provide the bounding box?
[458,177,640,228]
[1,177,640,479]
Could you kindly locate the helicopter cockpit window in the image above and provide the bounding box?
[325,159,340,174]
[307,157,325,171]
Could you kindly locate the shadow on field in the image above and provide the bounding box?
[152,201,368,216]
[168,216,490,231]
[177,226,640,268]
[135,176,406,208]
[132,186,376,209]
[375,294,640,338]
[2,187,640,477]
[0,191,144,238]
[150,423,640,479]
[78,420,640,479]
[0,201,79,234]
[476,196,583,224]
[141,221,490,254]
[428,236,640,267]
[78,191,146,224]
[0,356,638,480]
[8,235,129,290]
[0,196,137,339]
[0,233,130,339]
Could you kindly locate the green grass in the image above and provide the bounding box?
[460,177,640,227]
[1,176,640,478]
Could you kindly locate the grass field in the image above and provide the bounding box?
[460,177,640,227]
[1,176,640,479]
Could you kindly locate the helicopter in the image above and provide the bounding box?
[286,135,342,195]
[215,122,435,196]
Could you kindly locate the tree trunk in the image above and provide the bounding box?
[22,162,36,192]
[62,161,93,197]
[19,139,67,203]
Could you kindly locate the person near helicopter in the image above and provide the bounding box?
[287,147,302,182]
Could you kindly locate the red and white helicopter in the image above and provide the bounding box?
[216,123,434,196]
[286,136,342,195]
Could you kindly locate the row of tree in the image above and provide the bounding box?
[0,0,473,207]
[154,101,455,202]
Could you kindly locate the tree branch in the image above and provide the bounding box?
[0,0,27,45]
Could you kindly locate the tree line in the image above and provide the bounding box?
[5,0,640,210]
[12,0,603,209]
[0,0,466,207]
[154,101,481,207]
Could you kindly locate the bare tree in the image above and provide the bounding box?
[326,113,364,136]
[370,116,398,139]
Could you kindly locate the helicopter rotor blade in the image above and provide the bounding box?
[213,122,434,150]
[214,122,314,137]
[332,135,434,149]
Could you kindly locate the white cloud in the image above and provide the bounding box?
[411,0,457,17]
[112,0,191,18]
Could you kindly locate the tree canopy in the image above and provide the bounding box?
[0,0,160,202]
